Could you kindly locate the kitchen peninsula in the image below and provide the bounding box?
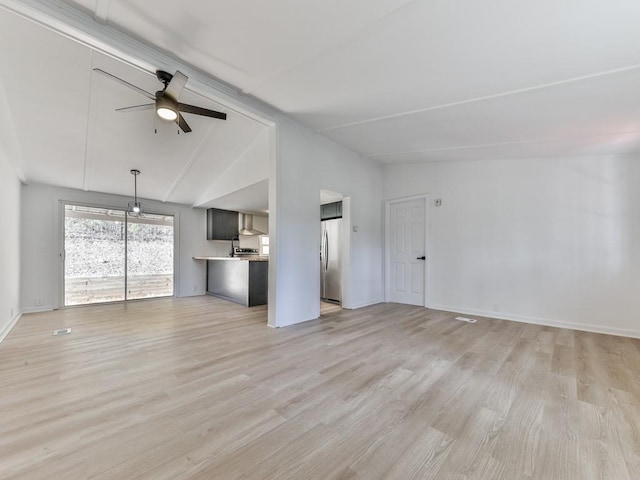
[193,256,268,307]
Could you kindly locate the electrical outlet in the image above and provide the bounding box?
[35,298,43,307]
[192,286,198,293]
[435,198,442,207]
[493,304,500,312]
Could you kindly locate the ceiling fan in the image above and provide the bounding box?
[93,68,227,133]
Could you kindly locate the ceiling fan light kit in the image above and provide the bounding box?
[157,109,176,121]
[94,68,227,133]
[127,169,143,217]
[156,92,178,122]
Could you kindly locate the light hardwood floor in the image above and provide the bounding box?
[1,296,639,479]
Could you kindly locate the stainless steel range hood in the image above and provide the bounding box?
[238,213,265,236]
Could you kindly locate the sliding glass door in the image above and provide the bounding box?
[63,204,174,306]
[64,206,126,305]
[126,213,174,300]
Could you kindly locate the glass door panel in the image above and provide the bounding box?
[64,205,126,305]
[126,213,174,300]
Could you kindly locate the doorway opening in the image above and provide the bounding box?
[320,189,344,316]
[63,204,174,306]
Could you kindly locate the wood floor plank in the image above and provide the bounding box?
[1,296,640,479]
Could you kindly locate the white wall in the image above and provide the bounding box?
[384,154,640,338]
[21,183,223,312]
[0,156,21,341]
[271,117,384,327]
[201,129,270,204]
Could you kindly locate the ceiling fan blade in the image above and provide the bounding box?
[164,70,188,102]
[115,103,155,113]
[93,68,155,100]
[178,103,227,120]
[175,112,192,133]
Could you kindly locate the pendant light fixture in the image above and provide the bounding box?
[127,169,143,217]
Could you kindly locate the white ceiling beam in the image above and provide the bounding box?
[82,51,98,191]
[365,130,640,159]
[318,63,640,134]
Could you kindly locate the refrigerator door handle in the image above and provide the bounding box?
[324,230,329,271]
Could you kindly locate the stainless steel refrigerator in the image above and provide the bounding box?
[320,218,342,303]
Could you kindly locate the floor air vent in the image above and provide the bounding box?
[454,317,477,324]
[52,328,72,336]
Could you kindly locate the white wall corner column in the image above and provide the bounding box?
[271,116,384,327]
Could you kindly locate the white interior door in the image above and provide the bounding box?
[388,198,426,306]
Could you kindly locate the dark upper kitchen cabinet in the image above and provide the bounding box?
[207,208,238,240]
[321,201,342,220]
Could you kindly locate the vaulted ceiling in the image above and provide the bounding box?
[2,0,640,209]
[0,2,271,212]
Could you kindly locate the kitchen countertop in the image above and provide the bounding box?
[193,256,269,262]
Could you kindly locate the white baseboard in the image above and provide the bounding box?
[0,311,22,344]
[348,298,384,310]
[21,305,54,314]
[427,303,640,339]
[275,315,319,328]
[276,298,385,327]
[177,291,206,298]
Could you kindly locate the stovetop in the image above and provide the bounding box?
[233,247,259,256]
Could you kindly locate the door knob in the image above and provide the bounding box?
[417,256,426,260]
